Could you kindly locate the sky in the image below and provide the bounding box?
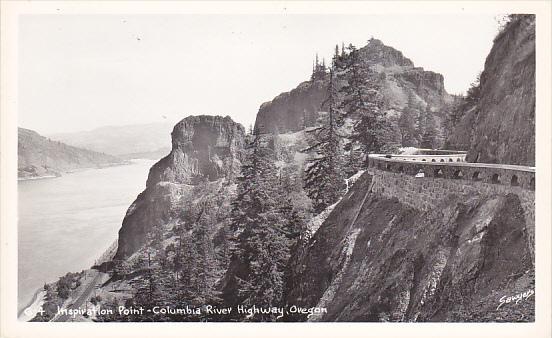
[18,14,502,134]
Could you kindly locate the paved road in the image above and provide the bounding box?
[53,271,102,322]
[369,154,535,172]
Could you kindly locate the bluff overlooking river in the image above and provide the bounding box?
[114,115,245,259]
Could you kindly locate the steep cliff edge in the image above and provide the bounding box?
[447,15,535,166]
[255,39,453,147]
[18,127,123,178]
[114,115,245,259]
[286,171,534,322]
[146,115,244,186]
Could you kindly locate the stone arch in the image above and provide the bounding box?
[440,159,445,162]
[529,177,535,191]
[491,173,501,184]
[456,158,462,162]
[472,171,482,181]
[434,168,444,178]
[510,175,519,186]
[431,159,436,162]
[448,158,454,162]
[422,159,426,162]
[453,170,464,179]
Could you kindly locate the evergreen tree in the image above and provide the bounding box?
[311,53,327,81]
[229,130,291,321]
[339,44,391,162]
[303,68,345,213]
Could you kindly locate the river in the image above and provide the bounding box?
[18,159,156,313]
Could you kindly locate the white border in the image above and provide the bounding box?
[1,1,550,338]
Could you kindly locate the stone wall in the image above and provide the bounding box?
[366,154,535,261]
[368,155,535,190]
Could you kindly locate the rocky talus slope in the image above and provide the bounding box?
[285,171,534,322]
[114,115,245,259]
[18,127,123,178]
[447,15,535,166]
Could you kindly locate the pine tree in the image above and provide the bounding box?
[303,68,345,213]
[229,130,291,321]
[311,53,327,81]
[339,44,390,162]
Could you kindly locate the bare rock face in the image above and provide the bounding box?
[114,115,245,259]
[254,79,328,134]
[147,115,245,186]
[447,15,535,166]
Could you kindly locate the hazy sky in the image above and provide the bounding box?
[19,14,501,134]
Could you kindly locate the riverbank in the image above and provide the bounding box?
[18,159,153,318]
[18,160,132,181]
[17,175,59,181]
[18,239,119,322]
[18,289,46,321]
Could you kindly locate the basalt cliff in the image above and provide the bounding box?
[114,115,245,260]
[447,15,535,166]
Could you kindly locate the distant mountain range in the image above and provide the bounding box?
[18,128,125,179]
[49,122,175,159]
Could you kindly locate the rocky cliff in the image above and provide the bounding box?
[146,115,244,186]
[285,170,534,322]
[114,115,245,259]
[18,127,123,178]
[255,39,453,147]
[254,79,328,133]
[447,15,535,166]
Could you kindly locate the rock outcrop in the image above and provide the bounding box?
[18,127,123,178]
[447,15,535,166]
[114,115,245,259]
[254,39,453,147]
[146,115,244,186]
[254,79,328,134]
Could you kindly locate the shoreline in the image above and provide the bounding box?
[17,160,133,182]
[18,239,119,321]
[18,175,58,181]
[18,288,46,321]
[17,160,146,320]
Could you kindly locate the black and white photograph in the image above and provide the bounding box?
[1,1,551,337]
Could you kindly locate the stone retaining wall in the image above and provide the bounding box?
[366,154,535,261]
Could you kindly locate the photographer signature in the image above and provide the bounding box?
[496,289,534,310]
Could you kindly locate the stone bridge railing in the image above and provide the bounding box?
[367,152,535,191]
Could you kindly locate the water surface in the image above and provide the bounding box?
[18,159,155,312]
